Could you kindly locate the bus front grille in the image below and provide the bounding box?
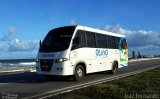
[40,59,54,71]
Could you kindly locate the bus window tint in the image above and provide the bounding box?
[116,37,121,49]
[72,30,86,50]
[96,34,107,48]
[86,32,96,47]
[40,26,76,52]
[107,36,116,49]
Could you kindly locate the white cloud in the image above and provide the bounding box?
[0,38,39,59]
[0,26,39,59]
[104,24,126,34]
[7,39,39,51]
[70,18,77,25]
[8,27,17,35]
[0,27,17,41]
[0,46,4,51]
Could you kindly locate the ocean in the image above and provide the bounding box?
[0,59,36,69]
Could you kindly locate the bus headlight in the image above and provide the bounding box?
[55,58,68,63]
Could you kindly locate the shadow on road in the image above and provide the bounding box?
[0,71,114,84]
[0,72,75,83]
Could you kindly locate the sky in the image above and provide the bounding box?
[0,0,160,59]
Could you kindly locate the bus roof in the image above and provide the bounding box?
[76,25,125,38]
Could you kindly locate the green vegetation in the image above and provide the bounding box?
[52,68,160,99]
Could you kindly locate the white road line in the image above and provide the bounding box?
[24,64,160,99]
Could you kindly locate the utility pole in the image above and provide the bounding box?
[138,51,141,58]
[132,51,135,58]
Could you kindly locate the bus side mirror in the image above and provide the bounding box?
[39,40,42,47]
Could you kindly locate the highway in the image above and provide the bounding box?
[0,59,160,99]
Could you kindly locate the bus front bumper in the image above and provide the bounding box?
[36,61,75,76]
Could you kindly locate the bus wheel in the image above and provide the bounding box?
[74,65,84,81]
[110,62,118,74]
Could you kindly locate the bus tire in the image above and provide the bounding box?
[74,65,84,81]
[110,62,118,74]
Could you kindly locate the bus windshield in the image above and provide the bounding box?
[39,26,76,52]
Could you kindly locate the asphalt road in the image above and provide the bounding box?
[0,59,160,99]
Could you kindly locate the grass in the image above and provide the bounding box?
[51,68,160,99]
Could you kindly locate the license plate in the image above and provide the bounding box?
[42,65,48,68]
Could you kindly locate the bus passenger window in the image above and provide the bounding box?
[72,30,86,50]
[107,36,116,49]
[86,32,96,48]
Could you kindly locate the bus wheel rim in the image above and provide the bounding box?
[77,68,83,77]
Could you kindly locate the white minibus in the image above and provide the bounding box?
[36,25,128,81]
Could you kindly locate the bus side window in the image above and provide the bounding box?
[86,32,96,48]
[115,37,120,49]
[96,34,107,48]
[107,36,116,49]
[72,30,86,50]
